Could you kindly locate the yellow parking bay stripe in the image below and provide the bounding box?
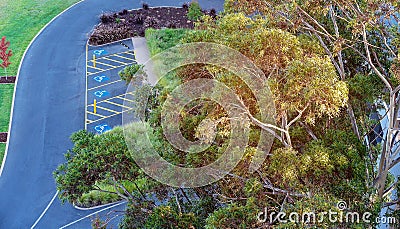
[96,105,120,114]
[117,95,136,103]
[87,65,105,71]
[88,60,116,68]
[103,57,130,65]
[86,109,133,124]
[103,100,131,109]
[88,80,123,91]
[113,54,135,61]
[87,64,127,76]
[86,92,133,107]
[87,111,107,118]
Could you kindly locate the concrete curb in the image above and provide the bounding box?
[73,200,125,211]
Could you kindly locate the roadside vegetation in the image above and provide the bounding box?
[0,143,5,165]
[0,84,14,132]
[55,1,400,228]
[0,0,81,164]
[0,0,81,75]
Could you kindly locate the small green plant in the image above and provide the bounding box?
[115,17,121,23]
[118,63,143,83]
[187,1,204,21]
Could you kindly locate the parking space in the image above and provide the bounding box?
[85,39,136,133]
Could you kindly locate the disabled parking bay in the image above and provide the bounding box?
[85,38,136,134]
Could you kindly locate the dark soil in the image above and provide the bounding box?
[0,76,16,84]
[0,133,7,143]
[89,6,216,45]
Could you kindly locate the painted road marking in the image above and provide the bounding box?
[117,95,135,103]
[88,79,122,91]
[94,90,110,98]
[94,123,111,134]
[86,109,133,124]
[30,191,59,229]
[90,60,115,68]
[93,75,110,83]
[113,53,135,61]
[86,64,131,76]
[87,65,104,71]
[87,111,106,118]
[103,100,131,109]
[96,105,120,114]
[93,49,107,55]
[87,92,133,107]
[59,201,126,229]
[102,56,129,65]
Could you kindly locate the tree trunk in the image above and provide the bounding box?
[347,104,361,141]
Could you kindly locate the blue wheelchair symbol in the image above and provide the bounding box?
[94,90,110,98]
[93,49,107,56]
[93,75,110,83]
[94,124,111,134]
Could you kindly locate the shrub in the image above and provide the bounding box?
[118,64,143,83]
[182,3,189,9]
[142,3,149,10]
[89,24,133,45]
[143,16,160,29]
[120,9,128,15]
[209,8,217,18]
[99,13,113,23]
[134,14,145,25]
[187,1,204,21]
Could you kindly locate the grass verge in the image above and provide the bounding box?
[0,0,81,76]
[0,143,5,165]
[0,0,80,165]
[0,84,14,132]
[0,84,14,165]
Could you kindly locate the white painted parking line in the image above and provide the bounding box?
[30,191,59,229]
[59,201,126,229]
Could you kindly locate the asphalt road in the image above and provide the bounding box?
[0,0,224,228]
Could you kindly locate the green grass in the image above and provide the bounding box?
[0,0,81,76]
[0,0,81,164]
[0,143,5,165]
[0,84,14,132]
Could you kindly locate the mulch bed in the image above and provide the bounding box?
[89,5,216,45]
[0,76,16,84]
[0,133,7,143]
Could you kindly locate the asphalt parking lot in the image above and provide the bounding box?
[86,38,136,133]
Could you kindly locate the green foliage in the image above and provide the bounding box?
[347,73,385,111]
[0,0,81,75]
[119,201,155,229]
[205,198,259,229]
[54,127,140,204]
[145,28,190,56]
[144,205,199,229]
[118,63,143,84]
[184,13,348,127]
[0,83,14,132]
[76,181,138,208]
[120,196,216,229]
[187,2,204,21]
[0,143,5,166]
